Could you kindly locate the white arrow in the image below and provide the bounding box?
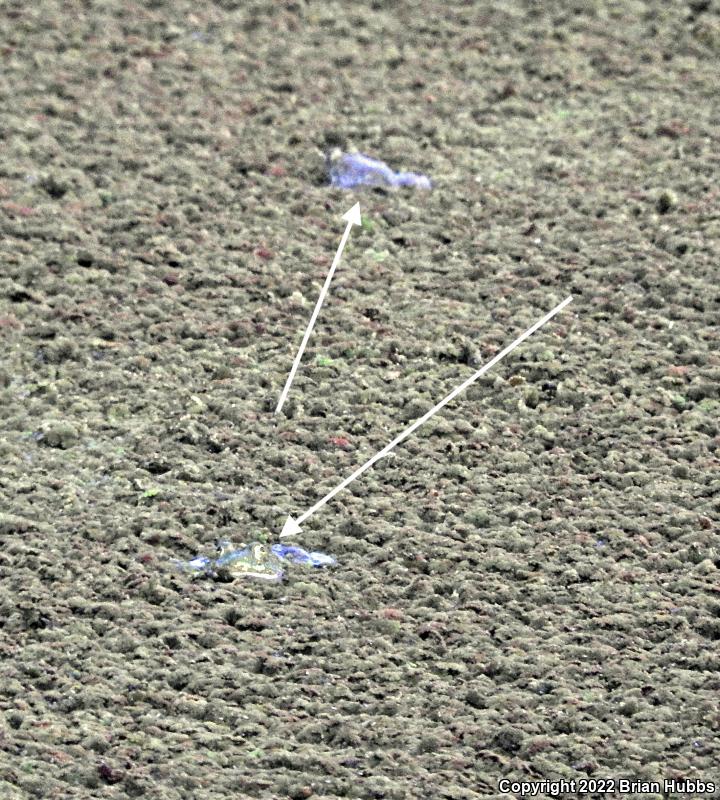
[279,295,573,538]
[275,203,362,415]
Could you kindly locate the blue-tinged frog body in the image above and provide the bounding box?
[327,150,432,190]
[273,544,336,567]
[174,539,336,582]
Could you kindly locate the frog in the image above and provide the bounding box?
[327,149,432,190]
[174,538,336,582]
[213,540,285,582]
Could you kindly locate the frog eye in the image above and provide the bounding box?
[252,544,267,559]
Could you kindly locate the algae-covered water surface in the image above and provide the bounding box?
[1,2,719,798]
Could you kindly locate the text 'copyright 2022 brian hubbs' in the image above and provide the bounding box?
[497,778,716,797]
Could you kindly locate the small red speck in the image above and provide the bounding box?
[668,365,689,377]
[48,750,74,765]
[139,553,153,564]
[2,202,35,217]
[98,763,123,784]
[268,164,286,177]
[254,246,273,260]
[329,436,351,449]
[656,121,690,139]
[380,607,403,620]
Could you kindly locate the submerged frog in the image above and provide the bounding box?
[175,539,336,582]
[327,149,432,190]
[214,541,285,581]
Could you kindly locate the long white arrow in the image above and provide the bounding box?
[279,295,573,538]
[275,203,362,415]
